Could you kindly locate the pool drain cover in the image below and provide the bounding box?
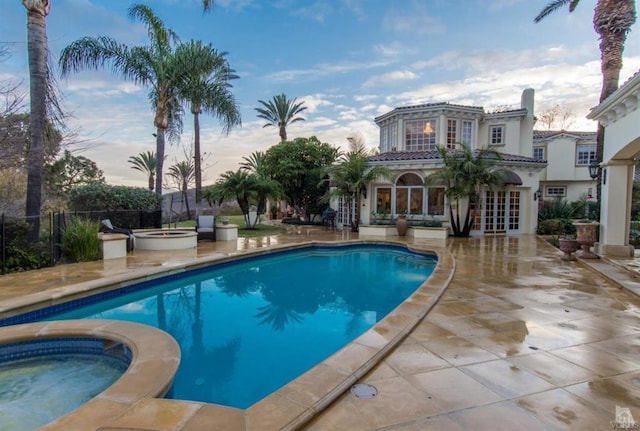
[350,383,378,399]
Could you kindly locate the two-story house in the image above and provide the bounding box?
[532,130,598,202]
[357,89,546,235]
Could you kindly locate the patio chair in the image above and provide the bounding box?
[322,208,336,231]
[196,215,216,241]
[100,219,135,251]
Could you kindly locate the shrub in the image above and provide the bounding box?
[2,220,51,273]
[536,218,576,236]
[538,198,576,221]
[61,218,102,262]
[68,184,162,211]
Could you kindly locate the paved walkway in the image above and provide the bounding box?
[1,231,639,430]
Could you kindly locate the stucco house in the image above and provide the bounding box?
[532,130,598,202]
[352,89,546,236]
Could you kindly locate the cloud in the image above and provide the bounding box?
[264,60,390,82]
[373,41,417,57]
[290,1,333,23]
[363,70,419,88]
[300,93,334,113]
[382,4,446,35]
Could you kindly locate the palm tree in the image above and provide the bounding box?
[60,3,188,197]
[203,169,280,228]
[534,0,637,216]
[255,93,307,141]
[166,159,195,219]
[240,151,267,177]
[23,0,51,240]
[324,152,392,232]
[175,41,241,204]
[202,0,214,12]
[128,151,157,190]
[427,146,505,237]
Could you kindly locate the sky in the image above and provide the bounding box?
[1,0,639,190]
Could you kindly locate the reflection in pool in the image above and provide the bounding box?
[49,244,436,408]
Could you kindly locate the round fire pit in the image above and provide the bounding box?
[133,230,197,251]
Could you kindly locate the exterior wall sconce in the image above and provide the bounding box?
[534,189,542,201]
[588,160,600,180]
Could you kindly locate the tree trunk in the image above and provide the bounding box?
[193,111,202,203]
[592,0,636,219]
[154,127,165,197]
[279,125,287,142]
[24,3,49,242]
[183,179,191,219]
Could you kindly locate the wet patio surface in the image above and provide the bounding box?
[1,228,639,430]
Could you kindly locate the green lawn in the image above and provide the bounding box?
[163,215,286,238]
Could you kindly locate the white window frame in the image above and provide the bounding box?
[426,186,445,216]
[462,120,474,148]
[533,146,545,161]
[576,143,596,166]
[545,186,567,197]
[405,119,437,151]
[489,125,505,146]
[446,119,457,149]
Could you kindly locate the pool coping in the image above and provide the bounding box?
[0,239,454,430]
[0,319,180,431]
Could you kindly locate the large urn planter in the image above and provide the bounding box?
[558,238,578,261]
[574,221,599,259]
[396,215,408,236]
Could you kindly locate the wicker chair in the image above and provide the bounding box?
[196,215,216,241]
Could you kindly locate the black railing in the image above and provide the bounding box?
[0,210,162,274]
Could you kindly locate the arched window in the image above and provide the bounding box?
[395,173,424,215]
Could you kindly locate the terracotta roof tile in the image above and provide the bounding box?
[368,149,545,164]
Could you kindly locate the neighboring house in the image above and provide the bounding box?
[532,130,598,202]
[357,89,546,235]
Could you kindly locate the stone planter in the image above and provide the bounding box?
[574,221,599,259]
[558,238,578,261]
[396,215,408,236]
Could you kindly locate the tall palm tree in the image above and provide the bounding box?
[255,93,307,141]
[175,41,241,204]
[534,0,637,215]
[60,3,187,197]
[324,152,392,232]
[427,146,505,237]
[128,151,157,190]
[23,0,50,240]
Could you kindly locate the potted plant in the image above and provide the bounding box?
[396,212,408,236]
[573,220,599,259]
[558,235,579,261]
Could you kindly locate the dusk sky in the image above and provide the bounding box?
[1,0,639,190]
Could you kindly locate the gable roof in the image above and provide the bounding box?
[533,130,596,142]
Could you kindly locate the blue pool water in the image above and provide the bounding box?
[47,244,436,408]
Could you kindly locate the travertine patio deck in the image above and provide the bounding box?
[1,228,639,430]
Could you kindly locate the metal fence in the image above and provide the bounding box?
[0,210,161,274]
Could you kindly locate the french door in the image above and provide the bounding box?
[479,190,521,234]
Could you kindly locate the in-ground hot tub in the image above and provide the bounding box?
[0,320,180,431]
[133,230,197,251]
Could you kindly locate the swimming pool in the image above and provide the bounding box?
[11,244,437,409]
